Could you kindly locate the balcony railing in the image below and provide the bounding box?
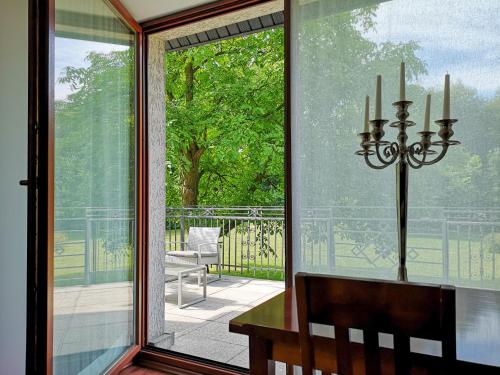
[54,206,500,286]
[165,207,285,279]
[54,207,134,286]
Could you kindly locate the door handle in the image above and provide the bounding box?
[19,179,29,186]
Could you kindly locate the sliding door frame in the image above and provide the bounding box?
[27,0,54,372]
[26,0,145,373]
[135,0,293,373]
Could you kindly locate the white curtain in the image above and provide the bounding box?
[291,0,500,287]
[53,0,136,373]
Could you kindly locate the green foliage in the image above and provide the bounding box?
[55,49,136,213]
[52,7,500,230]
[165,29,284,207]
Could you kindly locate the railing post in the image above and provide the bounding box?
[442,217,449,282]
[180,211,185,251]
[85,208,92,285]
[328,207,336,272]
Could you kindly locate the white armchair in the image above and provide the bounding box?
[166,227,221,281]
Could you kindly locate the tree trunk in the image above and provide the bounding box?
[181,143,204,207]
[180,56,204,207]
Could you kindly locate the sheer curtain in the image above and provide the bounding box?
[291,0,500,288]
[54,0,136,373]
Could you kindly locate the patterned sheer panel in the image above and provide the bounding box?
[291,0,500,288]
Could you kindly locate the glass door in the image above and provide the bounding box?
[51,0,138,373]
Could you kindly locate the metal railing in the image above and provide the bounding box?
[53,206,500,285]
[297,206,500,285]
[165,207,285,278]
[54,207,134,285]
[166,206,500,284]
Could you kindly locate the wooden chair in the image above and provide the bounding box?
[295,273,456,375]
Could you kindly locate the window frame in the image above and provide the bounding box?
[28,0,291,373]
[27,0,144,373]
[135,0,292,373]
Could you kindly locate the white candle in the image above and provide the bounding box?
[400,62,406,101]
[375,75,382,119]
[364,95,370,132]
[424,94,431,131]
[443,74,450,119]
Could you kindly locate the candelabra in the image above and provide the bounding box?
[355,100,460,281]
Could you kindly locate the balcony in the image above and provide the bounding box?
[53,205,500,370]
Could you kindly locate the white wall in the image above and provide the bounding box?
[0,0,28,373]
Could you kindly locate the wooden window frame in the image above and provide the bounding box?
[27,0,144,373]
[135,1,292,374]
[27,0,291,373]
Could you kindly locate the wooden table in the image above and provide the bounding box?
[229,287,500,374]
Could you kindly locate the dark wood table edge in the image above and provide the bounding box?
[229,289,500,374]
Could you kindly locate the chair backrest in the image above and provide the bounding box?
[187,227,220,253]
[295,273,456,375]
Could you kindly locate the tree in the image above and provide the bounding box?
[55,48,135,215]
[165,29,284,207]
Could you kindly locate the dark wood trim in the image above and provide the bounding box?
[134,350,245,375]
[141,0,273,34]
[105,0,141,32]
[120,365,168,374]
[27,0,56,373]
[107,345,141,375]
[138,0,289,372]
[283,0,292,288]
[26,0,37,372]
[138,30,149,349]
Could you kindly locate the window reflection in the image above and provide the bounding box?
[54,0,136,373]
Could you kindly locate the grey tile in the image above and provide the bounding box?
[188,321,248,346]
[164,313,207,337]
[209,287,272,305]
[226,348,249,368]
[226,349,287,374]
[169,334,245,363]
[213,308,249,324]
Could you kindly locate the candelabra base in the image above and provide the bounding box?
[398,265,408,282]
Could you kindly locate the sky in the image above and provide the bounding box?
[364,0,500,98]
[55,0,500,100]
[55,37,129,100]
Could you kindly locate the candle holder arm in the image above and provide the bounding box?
[364,153,392,169]
[374,142,399,166]
[408,143,448,166]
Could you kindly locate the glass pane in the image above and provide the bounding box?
[291,0,500,288]
[53,0,136,373]
[146,17,285,367]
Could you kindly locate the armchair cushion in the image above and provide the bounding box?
[167,250,217,258]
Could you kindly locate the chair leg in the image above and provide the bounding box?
[198,271,201,286]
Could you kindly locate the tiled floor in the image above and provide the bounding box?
[52,276,286,372]
[53,282,133,357]
[161,275,285,370]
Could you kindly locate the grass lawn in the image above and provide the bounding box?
[53,225,500,288]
